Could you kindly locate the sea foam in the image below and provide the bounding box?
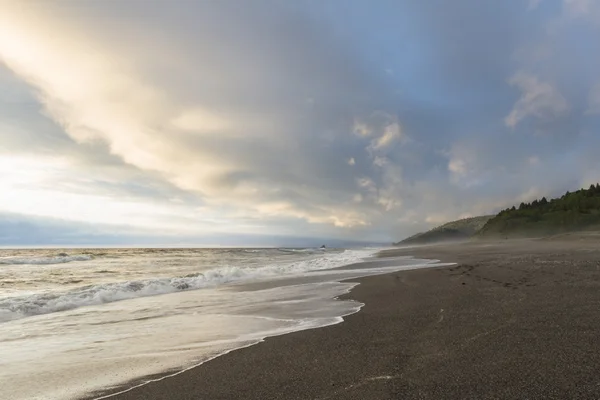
[0,247,451,400]
[0,249,371,322]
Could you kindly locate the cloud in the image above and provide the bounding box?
[446,144,486,188]
[0,212,379,247]
[371,122,402,150]
[448,158,468,177]
[1,0,600,244]
[505,72,569,128]
[356,112,405,160]
[353,120,373,137]
[0,1,396,232]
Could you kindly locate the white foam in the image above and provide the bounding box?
[0,281,365,400]
[0,249,372,322]
[0,252,453,400]
[277,247,325,254]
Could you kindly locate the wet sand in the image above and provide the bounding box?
[92,238,600,399]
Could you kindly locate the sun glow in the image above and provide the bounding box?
[0,155,225,232]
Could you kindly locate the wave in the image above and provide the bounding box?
[0,249,373,323]
[277,247,327,254]
[0,254,93,265]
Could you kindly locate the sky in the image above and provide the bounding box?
[1,0,600,246]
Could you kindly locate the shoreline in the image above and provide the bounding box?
[89,238,600,399]
[82,251,442,400]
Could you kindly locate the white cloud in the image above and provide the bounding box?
[171,108,231,133]
[0,155,221,233]
[446,143,476,184]
[0,1,389,231]
[377,195,401,212]
[354,112,404,153]
[350,113,406,215]
[447,156,484,188]
[373,156,388,167]
[357,176,377,191]
[0,7,230,190]
[448,157,468,176]
[445,142,495,189]
[353,120,372,136]
[505,72,569,128]
[372,122,402,150]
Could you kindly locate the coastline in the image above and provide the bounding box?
[87,238,600,399]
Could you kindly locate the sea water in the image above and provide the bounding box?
[0,247,447,399]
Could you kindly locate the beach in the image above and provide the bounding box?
[1,247,445,400]
[96,237,600,399]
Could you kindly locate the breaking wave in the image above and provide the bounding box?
[0,249,372,323]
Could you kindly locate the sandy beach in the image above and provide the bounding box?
[91,237,600,399]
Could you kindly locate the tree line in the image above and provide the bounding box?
[497,184,600,216]
[479,183,600,236]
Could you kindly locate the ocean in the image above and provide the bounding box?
[0,247,446,400]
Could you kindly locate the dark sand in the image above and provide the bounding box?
[93,238,600,399]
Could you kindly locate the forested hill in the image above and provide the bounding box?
[478,184,600,238]
[395,215,493,245]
